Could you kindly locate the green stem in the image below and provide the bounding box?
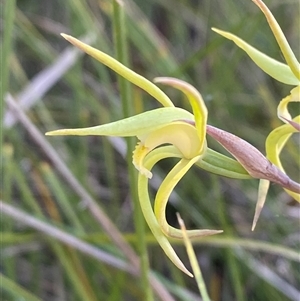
[50,242,98,301]
[112,1,153,300]
[82,232,300,262]
[1,0,16,158]
[2,145,15,279]
[0,273,42,301]
[40,162,85,233]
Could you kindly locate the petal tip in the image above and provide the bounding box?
[60,33,69,39]
[280,116,300,131]
[45,131,55,136]
[252,203,264,231]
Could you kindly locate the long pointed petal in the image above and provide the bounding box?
[61,34,175,107]
[46,107,193,137]
[212,28,299,85]
[252,0,300,80]
[252,179,270,231]
[137,147,194,277]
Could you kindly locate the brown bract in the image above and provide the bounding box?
[206,125,300,194]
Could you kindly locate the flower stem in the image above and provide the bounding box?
[1,0,16,152]
[112,1,154,300]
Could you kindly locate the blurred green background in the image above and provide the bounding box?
[1,0,299,300]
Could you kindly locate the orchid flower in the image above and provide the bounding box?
[46,32,299,276]
[212,0,300,229]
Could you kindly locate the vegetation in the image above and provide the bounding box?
[1,0,299,300]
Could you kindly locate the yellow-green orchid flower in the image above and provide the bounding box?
[45,34,218,276]
[46,33,299,275]
[212,0,300,229]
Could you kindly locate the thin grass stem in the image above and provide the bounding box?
[112,1,154,300]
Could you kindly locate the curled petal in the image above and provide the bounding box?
[212,28,299,85]
[206,125,300,193]
[265,116,300,201]
[278,86,300,127]
[134,121,202,178]
[252,0,300,80]
[154,77,208,153]
[253,116,300,229]
[61,34,174,107]
[138,145,224,276]
[46,107,194,137]
[140,121,202,159]
[154,155,223,239]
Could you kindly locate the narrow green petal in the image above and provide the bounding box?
[154,77,208,153]
[138,177,193,276]
[61,34,174,107]
[46,107,194,137]
[252,179,270,231]
[252,0,300,80]
[212,28,299,86]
